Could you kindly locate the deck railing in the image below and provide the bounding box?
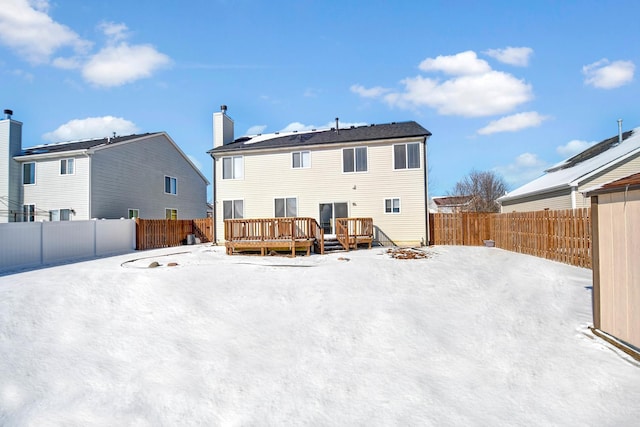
[335,217,374,251]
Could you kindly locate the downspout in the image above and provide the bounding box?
[570,185,577,209]
[212,155,217,244]
[86,151,92,218]
[423,135,430,246]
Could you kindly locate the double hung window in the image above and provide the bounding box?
[165,176,177,194]
[23,162,35,184]
[292,151,310,169]
[60,159,74,175]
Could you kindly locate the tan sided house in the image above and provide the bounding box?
[207,107,432,248]
[499,126,640,212]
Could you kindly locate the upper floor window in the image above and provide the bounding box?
[128,209,139,219]
[60,158,74,175]
[343,147,367,173]
[222,156,243,179]
[394,143,421,170]
[292,151,310,169]
[165,176,177,194]
[23,162,35,185]
[275,197,297,217]
[223,200,243,219]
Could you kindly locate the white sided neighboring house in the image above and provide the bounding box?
[0,111,208,222]
[207,106,432,247]
[499,127,640,212]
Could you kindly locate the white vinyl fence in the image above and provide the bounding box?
[0,219,136,273]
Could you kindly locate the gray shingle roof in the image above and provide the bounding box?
[207,121,431,155]
[20,133,159,156]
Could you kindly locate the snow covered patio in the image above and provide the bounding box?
[1,245,639,425]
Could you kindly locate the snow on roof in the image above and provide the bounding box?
[241,128,328,145]
[500,127,640,201]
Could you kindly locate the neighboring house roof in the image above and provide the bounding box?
[207,121,431,155]
[500,127,640,202]
[432,195,474,208]
[585,172,640,196]
[14,132,209,184]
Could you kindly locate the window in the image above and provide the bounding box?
[343,147,367,172]
[60,158,74,175]
[165,176,177,194]
[275,197,297,217]
[23,204,35,222]
[292,151,310,168]
[385,198,401,214]
[50,209,71,221]
[165,209,178,220]
[223,200,243,219]
[23,162,35,185]
[128,209,139,219]
[394,143,421,170]
[222,156,243,179]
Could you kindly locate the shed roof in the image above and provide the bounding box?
[585,172,640,196]
[207,121,431,155]
[432,195,474,207]
[500,127,640,202]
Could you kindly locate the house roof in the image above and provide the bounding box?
[500,127,640,202]
[19,133,159,156]
[207,121,431,155]
[432,195,474,207]
[585,172,640,196]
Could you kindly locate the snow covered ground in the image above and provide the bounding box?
[1,245,639,426]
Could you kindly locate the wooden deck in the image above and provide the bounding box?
[224,217,373,256]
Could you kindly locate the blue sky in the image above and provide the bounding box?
[1,0,639,200]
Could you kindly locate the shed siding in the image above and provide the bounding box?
[92,134,207,219]
[215,137,427,245]
[22,155,90,220]
[594,188,640,349]
[500,188,572,212]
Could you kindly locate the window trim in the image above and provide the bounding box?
[60,158,75,175]
[384,197,401,214]
[292,151,311,169]
[274,197,298,217]
[222,155,244,180]
[393,142,421,170]
[23,162,36,185]
[165,208,178,220]
[342,146,368,173]
[164,176,177,195]
[223,199,244,220]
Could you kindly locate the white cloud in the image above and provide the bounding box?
[354,51,533,117]
[583,59,635,89]
[556,139,595,157]
[42,116,139,142]
[477,111,549,135]
[419,50,491,75]
[494,152,548,188]
[0,0,91,63]
[385,70,533,117]
[98,21,129,42]
[82,42,171,87]
[484,47,533,67]
[350,84,391,98]
[245,125,267,135]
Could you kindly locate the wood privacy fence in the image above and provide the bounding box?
[430,208,592,268]
[135,218,213,250]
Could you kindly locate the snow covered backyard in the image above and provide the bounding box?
[1,245,639,426]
